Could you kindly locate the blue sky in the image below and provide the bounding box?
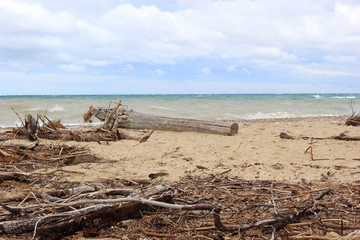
[0,0,359,94]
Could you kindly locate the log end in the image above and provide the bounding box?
[229,123,238,136]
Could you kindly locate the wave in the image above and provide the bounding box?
[245,112,336,119]
[331,96,356,99]
[149,106,176,111]
[218,113,243,120]
[313,94,321,99]
[28,105,65,112]
[246,112,296,119]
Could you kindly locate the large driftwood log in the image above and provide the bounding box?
[87,106,238,136]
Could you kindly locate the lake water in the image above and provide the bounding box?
[0,93,358,127]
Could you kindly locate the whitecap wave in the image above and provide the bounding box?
[28,105,65,112]
[331,96,356,99]
[313,94,321,99]
[48,105,65,112]
[150,106,176,111]
[246,112,296,119]
[218,113,243,120]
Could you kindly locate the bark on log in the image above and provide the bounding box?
[87,106,238,136]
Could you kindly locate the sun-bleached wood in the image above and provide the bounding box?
[87,106,238,136]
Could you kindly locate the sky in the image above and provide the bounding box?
[0,0,360,95]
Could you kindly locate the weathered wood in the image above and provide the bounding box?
[24,114,38,141]
[87,106,238,135]
[0,171,30,182]
[102,100,122,130]
[0,135,8,141]
[0,141,38,149]
[0,195,173,238]
[12,128,136,142]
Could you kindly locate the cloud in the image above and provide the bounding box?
[325,55,358,64]
[58,64,85,72]
[241,68,250,74]
[200,66,211,74]
[2,0,359,66]
[0,0,359,94]
[124,63,134,71]
[154,68,167,75]
[226,65,237,72]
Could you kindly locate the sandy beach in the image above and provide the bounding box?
[42,116,358,185]
[1,116,360,239]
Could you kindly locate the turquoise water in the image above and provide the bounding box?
[0,94,359,127]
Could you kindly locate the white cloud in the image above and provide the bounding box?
[226,65,237,72]
[0,0,359,90]
[58,64,85,72]
[154,68,167,75]
[124,63,134,71]
[241,68,250,74]
[295,65,360,77]
[325,55,358,64]
[200,66,211,74]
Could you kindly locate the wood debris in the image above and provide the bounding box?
[0,175,359,239]
[6,109,154,143]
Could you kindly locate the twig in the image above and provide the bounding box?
[195,235,213,240]
[139,129,154,143]
[270,226,276,240]
[182,226,217,231]
[142,232,176,238]
[288,236,336,240]
[1,196,217,212]
[32,218,42,240]
[33,168,85,176]
[218,169,231,175]
[233,143,241,152]
[10,107,25,128]
[318,221,360,230]
[270,178,278,214]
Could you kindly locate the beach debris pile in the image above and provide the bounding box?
[346,113,360,126]
[0,174,359,239]
[0,141,96,183]
[6,107,154,143]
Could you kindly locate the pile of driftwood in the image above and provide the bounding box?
[4,105,154,143]
[345,101,360,126]
[346,113,360,126]
[0,175,359,239]
[0,141,95,183]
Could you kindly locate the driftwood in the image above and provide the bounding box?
[24,114,39,141]
[85,104,238,135]
[0,135,8,141]
[0,171,30,182]
[0,194,319,239]
[345,102,360,126]
[0,141,38,149]
[1,175,359,239]
[10,113,153,143]
[4,107,153,143]
[0,142,94,167]
[280,132,360,141]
